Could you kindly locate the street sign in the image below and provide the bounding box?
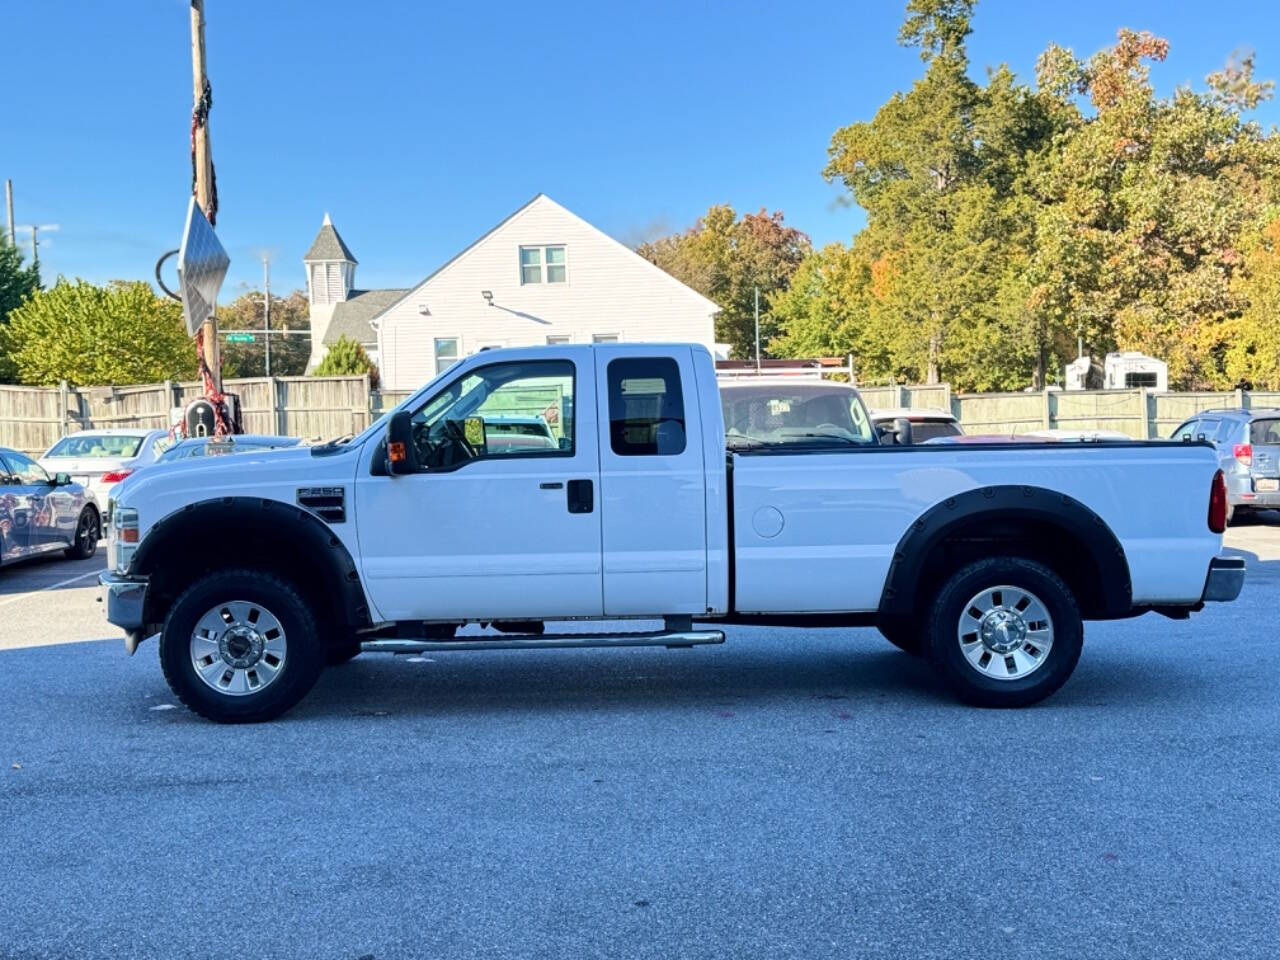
[175,196,230,337]
[227,334,255,343]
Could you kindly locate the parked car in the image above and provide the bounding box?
[158,435,302,463]
[1,447,100,567]
[39,429,172,514]
[1170,409,1280,523]
[719,379,878,447]
[869,407,963,444]
[481,416,561,453]
[101,343,1242,723]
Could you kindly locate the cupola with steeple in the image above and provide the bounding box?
[304,213,358,371]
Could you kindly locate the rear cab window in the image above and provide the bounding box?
[607,357,686,456]
[1250,419,1280,445]
[46,434,145,458]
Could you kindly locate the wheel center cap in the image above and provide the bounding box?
[979,608,1027,654]
[219,626,264,668]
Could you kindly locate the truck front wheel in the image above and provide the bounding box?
[924,557,1083,708]
[159,568,325,723]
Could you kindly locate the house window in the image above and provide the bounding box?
[592,333,619,343]
[519,245,567,284]
[434,337,459,374]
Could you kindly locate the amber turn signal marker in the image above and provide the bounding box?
[388,441,407,463]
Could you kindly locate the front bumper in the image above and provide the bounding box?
[99,572,148,653]
[1201,556,1246,603]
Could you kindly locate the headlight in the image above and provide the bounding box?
[111,506,139,574]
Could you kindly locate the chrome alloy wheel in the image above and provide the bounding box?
[956,584,1054,681]
[189,600,288,697]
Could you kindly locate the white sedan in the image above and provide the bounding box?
[39,429,173,514]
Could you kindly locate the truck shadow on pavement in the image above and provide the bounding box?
[285,622,1228,721]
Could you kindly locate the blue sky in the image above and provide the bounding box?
[2,0,1277,299]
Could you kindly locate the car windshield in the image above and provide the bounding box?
[1250,419,1280,445]
[909,420,962,442]
[46,434,145,458]
[721,384,876,447]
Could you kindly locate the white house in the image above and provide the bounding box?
[303,195,721,389]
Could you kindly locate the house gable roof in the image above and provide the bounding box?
[322,288,408,345]
[304,213,358,264]
[364,194,721,324]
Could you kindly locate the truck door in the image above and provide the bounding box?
[594,348,708,616]
[354,353,604,622]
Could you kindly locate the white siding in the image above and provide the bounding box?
[377,196,718,390]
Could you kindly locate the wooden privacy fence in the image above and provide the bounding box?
[5,377,1280,455]
[0,376,376,455]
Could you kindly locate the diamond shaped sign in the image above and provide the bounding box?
[176,197,230,337]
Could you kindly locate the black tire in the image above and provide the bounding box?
[64,506,99,559]
[327,641,363,666]
[878,618,925,656]
[924,557,1083,708]
[159,568,325,723]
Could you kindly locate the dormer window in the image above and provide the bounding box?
[520,245,567,284]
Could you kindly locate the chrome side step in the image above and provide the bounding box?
[361,629,725,655]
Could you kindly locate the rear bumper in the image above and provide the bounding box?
[99,572,149,653]
[1201,556,1246,603]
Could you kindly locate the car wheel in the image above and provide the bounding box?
[878,618,924,656]
[159,568,324,723]
[924,557,1083,708]
[64,506,100,559]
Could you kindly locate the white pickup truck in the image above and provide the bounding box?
[100,343,1244,722]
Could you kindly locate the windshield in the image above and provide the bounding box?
[46,434,145,458]
[910,420,962,442]
[721,384,876,446]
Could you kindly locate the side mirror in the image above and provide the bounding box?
[54,472,72,487]
[462,415,488,456]
[386,410,418,475]
[892,418,914,446]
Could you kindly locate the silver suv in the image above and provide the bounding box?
[1170,409,1280,523]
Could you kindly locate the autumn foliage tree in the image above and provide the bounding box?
[637,205,810,359]
[771,0,1280,392]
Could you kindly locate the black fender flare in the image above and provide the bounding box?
[130,496,371,629]
[877,485,1132,620]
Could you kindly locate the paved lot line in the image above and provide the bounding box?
[0,568,102,609]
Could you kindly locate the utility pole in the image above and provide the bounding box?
[4,180,13,246]
[262,254,272,378]
[753,285,761,373]
[29,225,38,266]
[190,0,221,389]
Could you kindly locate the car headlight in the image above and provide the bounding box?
[111,506,139,574]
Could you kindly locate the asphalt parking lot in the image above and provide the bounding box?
[2,519,1278,960]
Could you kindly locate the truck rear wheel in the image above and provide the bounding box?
[159,568,325,723]
[924,557,1083,708]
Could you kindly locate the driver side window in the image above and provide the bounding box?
[409,359,575,470]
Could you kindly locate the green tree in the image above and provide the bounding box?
[0,237,42,381]
[218,289,312,378]
[0,279,197,386]
[778,2,1278,392]
[637,205,810,359]
[313,335,377,387]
